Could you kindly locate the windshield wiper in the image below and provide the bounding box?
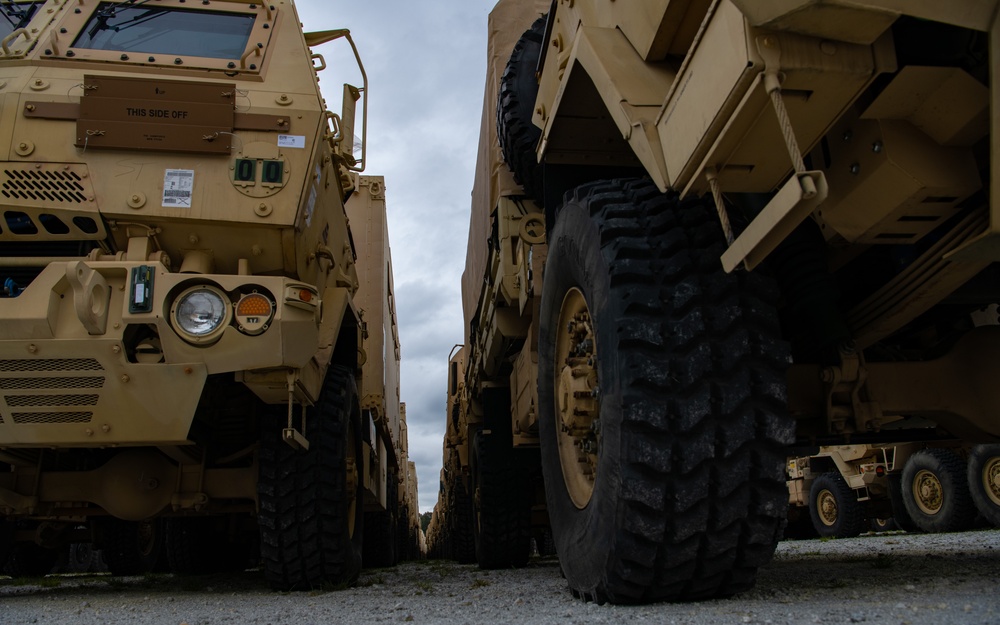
[0,1,37,30]
[87,0,156,39]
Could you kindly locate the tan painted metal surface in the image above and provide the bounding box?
[0,0,413,541]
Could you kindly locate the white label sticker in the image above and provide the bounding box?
[162,169,194,207]
[134,283,146,305]
[278,135,306,149]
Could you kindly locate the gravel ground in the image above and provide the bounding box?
[1,528,998,625]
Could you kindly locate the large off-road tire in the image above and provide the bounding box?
[782,508,819,541]
[886,473,920,532]
[363,469,398,569]
[451,475,476,564]
[471,429,532,569]
[966,444,1000,527]
[497,15,546,200]
[3,542,59,577]
[537,178,793,603]
[258,365,364,590]
[102,518,163,576]
[901,448,976,533]
[54,539,98,574]
[870,517,898,532]
[165,517,250,574]
[0,521,13,571]
[808,473,864,539]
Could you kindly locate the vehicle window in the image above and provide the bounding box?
[0,1,44,40]
[72,3,255,59]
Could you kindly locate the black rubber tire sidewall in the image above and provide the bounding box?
[538,200,623,600]
[103,518,163,576]
[967,444,1000,527]
[808,473,864,539]
[901,448,976,533]
[257,365,365,589]
[537,178,792,603]
[497,16,546,200]
[886,473,920,532]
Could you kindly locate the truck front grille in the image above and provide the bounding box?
[0,358,105,425]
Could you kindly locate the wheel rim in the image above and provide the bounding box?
[816,489,838,527]
[913,469,944,515]
[554,287,600,509]
[137,520,156,558]
[983,455,1000,507]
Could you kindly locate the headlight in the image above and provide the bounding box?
[170,285,231,344]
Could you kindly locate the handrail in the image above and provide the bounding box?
[311,30,368,172]
[1,28,28,56]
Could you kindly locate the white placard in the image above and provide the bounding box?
[162,169,194,207]
[278,135,306,149]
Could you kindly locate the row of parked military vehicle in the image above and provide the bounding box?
[786,443,1000,539]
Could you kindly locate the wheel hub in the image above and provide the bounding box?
[984,456,1000,507]
[913,469,944,515]
[137,520,156,558]
[817,489,838,527]
[554,288,600,509]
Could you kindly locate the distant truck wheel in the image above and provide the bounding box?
[808,473,864,539]
[870,517,898,532]
[166,517,249,574]
[886,473,920,532]
[3,541,59,577]
[363,468,398,569]
[497,15,546,200]
[967,444,1000,527]
[901,448,976,533]
[537,178,792,603]
[258,365,364,590]
[102,518,163,576]
[470,429,531,569]
[65,542,97,573]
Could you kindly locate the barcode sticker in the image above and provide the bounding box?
[162,169,194,207]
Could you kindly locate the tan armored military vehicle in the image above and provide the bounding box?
[437,0,1000,605]
[787,442,1000,538]
[0,0,412,588]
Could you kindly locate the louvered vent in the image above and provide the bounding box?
[0,358,105,425]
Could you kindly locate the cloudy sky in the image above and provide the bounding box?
[295,1,493,512]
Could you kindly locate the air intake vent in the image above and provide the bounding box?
[0,358,106,426]
[1,169,88,204]
[0,163,105,242]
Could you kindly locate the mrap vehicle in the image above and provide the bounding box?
[431,0,1000,605]
[0,0,412,589]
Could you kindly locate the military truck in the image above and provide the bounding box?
[437,0,1000,604]
[0,0,411,589]
[787,441,1000,538]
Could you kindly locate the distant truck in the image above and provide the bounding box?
[0,0,414,588]
[787,443,1000,538]
[432,0,1000,604]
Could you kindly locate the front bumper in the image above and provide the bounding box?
[0,259,320,447]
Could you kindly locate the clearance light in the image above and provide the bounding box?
[284,284,319,312]
[235,292,274,335]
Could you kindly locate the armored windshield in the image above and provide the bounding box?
[72,2,255,59]
[0,1,43,39]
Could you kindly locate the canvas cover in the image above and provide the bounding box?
[461,0,550,346]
